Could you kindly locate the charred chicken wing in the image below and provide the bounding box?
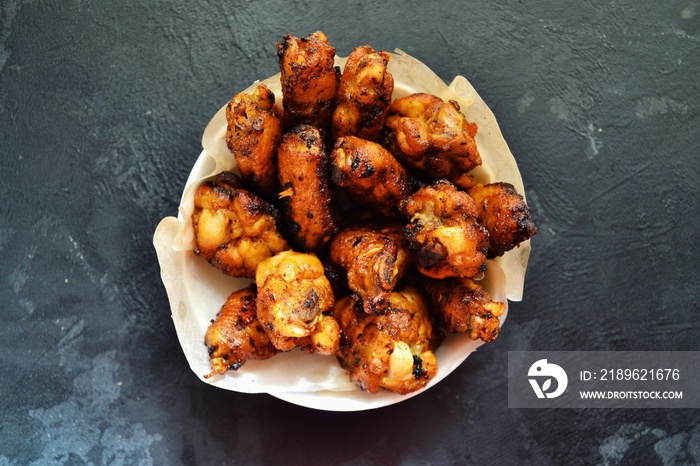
[204,285,279,377]
[329,225,410,314]
[383,93,481,189]
[423,277,505,342]
[255,250,338,353]
[192,172,289,278]
[225,84,283,196]
[469,182,537,257]
[332,45,394,141]
[330,136,412,217]
[399,180,489,279]
[277,124,338,251]
[277,31,339,131]
[334,288,442,394]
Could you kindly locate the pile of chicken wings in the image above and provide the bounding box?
[194,32,537,394]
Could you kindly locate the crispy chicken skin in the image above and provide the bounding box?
[225,84,283,196]
[329,224,410,314]
[383,93,482,189]
[330,136,411,217]
[277,125,338,251]
[334,288,442,394]
[332,45,394,141]
[204,285,279,378]
[192,172,289,278]
[399,180,489,279]
[255,250,339,353]
[277,31,339,131]
[423,277,505,342]
[469,182,538,257]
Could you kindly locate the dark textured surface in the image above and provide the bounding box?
[2,0,699,464]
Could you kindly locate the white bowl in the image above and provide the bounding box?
[153,50,531,411]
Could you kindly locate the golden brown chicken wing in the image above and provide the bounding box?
[276,124,338,251]
[204,285,279,378]
[332,45,394,141]
[192,172,289,278]
[334,288,442,394]
[225,84,284,196]
[383,93,481,189]
[330,136,412,217]
[329,224,409,314]
[277,31,339,131]
[423,277,505,342]
[399,180,489,279]
[255,250,338,353]
[469,182,537,257]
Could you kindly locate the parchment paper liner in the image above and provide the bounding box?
[153,50,531,410]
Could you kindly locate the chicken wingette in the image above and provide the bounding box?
[192,171,289,278]
[255,250,339,354]
[332,45,394,142]
[423,277,505,342]
[277,31,339,132]
[276,124,338,251]
[383,93,481,189]
[399,180,489,279]
[334,288,442,395]
[204,285,279,378]
[330,136,412,218]
[225,84,283,196]
[469,182,537,257]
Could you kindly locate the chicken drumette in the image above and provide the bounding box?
[423,277,505,342]
[255,250,339,354]
[192,171,289,278]
[277,124,338,252]
[277,31,339,131]
[330,136,412,218]
[204,285,279,377]
[469,182,537,258]
[329,224,410,314]
[383,93,481,189]
[332,45,394,142]
[334,288,442,395]
[399,180,489,279]
[225,84,283,196]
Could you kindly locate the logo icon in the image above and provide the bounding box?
[528,359,568,399]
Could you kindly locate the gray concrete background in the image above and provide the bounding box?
[1,0,698,464]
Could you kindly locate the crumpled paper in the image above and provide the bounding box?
[153,50,531,409]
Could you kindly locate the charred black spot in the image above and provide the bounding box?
[418,239,448,267]
[228,362,243,371]
[412,355,425,379]
[352,235,366,247]
[302,290,319,309]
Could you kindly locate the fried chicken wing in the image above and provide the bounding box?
[225,84,283,196]
[277,124,338,251]
[255,250,338,353]
[329,224,410,314]
[332,45,394,141]
[204,285,279,377]
[334,288,442,394]
[192,172,289,277]
[469,182,538,257]
[330,136,411,217]
[383,93,481,189]
[399,180,489,279]
[423,277,505,342]
[277,31,339,131]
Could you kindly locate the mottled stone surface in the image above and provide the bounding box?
[1,0,698,464]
